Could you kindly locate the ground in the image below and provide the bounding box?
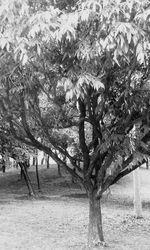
[0,165,150,250]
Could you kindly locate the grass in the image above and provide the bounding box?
[0,165,150,249]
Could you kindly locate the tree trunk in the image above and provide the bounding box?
[19,163,35,197]
[20,167,24,180]
[133,168,142,218]
[57,164,62,177]
[47,155,50,169]
[2,158,5,173]
[27,158,30,168]
[146,158,149,169]
[88,191,104,249]
[32,157,36,166]
[41,157,44,165]
[71,166,76,183]
[35,157,41,191]
[2,165,5,173]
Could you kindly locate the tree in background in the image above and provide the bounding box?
[133,167,142,218]
[0,123,36,196]
[0,0,150,247]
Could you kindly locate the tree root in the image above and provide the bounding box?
[95,240,107,247]
[87,240,108,249]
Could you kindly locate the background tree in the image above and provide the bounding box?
[133,167,142,218]
[0,124,36,196]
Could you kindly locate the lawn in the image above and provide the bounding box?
[0,165,150,250]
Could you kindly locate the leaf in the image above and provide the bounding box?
[66,89,74,101]
[22,53,28,65]
[80,9,91,22]
[126,30,132,44]
[64,78,73,91]
[136,43,145,64]
[37,44,41,56]
[113,50,120,66]
[0,37,7,50]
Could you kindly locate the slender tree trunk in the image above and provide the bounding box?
[2,158,5,173]
[20,167,24,180]
[47,155,50,169]
[33,157,36,166]
[88,190,104,249]
[133,168,142,218]
[35,157,41,191]
[71,166,76,183]
[19,163,35,197]
[57,164,62,177]
[71,159,80,183]
[41,157,44,165]
[2,165,5,173]
[146,158,149,169]
[27,158,30,168]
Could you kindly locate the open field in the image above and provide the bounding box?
[0,165,150,250]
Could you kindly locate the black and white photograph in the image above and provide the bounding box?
[0,0,150,249]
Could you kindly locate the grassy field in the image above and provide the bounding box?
[0,165,150,250]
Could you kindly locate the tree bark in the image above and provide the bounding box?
[71,166,76,183]
[27,158,30,168]
[19,163,35,197]
[2,165,5,173]
[35,157,41,191]
[133,168,142,218]
[41,157,44,165]
[2,158,5,173]
[57,164,62,177]
[32,157,36,166]
[146,158,149,169]
[20,167,23,180]
[88,190,104,249]
[47,155,50,168]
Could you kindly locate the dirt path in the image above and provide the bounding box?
[0,166,149,249]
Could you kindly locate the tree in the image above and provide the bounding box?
[0,0,150,248]
[133,167,142,218]
[0,125,36,196]
[35,156,41,191]
[0,117,37,196]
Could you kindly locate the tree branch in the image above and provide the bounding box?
[78,98,89,174]
[110,159,145,186]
